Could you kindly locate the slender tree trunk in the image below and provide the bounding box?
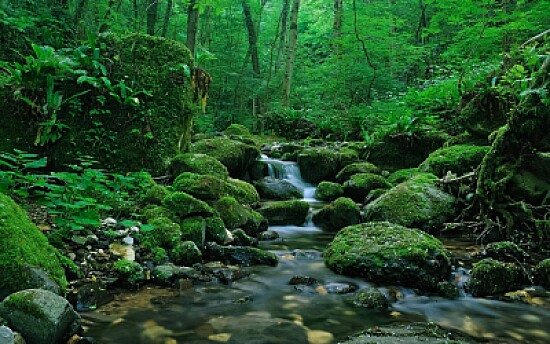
[200,6,212,49]
[186,0,199,56]
[333,0,343,59]
[161,0,173,37]
[132,0,139,31]
[73,0,88,26]
[276,0,290,72]
[147,0,159,35]
[282,0,300,107]
[352,0,376,102]
[416,0,428,44]
[265,8,284,109]
[242,0,263,119]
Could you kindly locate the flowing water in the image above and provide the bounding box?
[83,159,550,344]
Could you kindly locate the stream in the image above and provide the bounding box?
[83,159,550,344]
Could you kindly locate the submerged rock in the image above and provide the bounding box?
[257,200,310,226]
[254,177,303,200]
[419,145,489,177]
[205,243,278,266]
[0,289,81,344]
[324,222,451,291]
[312,197,360,232]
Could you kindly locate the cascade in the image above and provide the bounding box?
[261,156,317,202]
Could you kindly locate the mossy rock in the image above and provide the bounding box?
[142,205,179,223]
[190,138,260,179]
[223,124,252,137]
[173,172,259,205]
[113,259,144,286]
[353,288,390,310]
[324,221,451,291]
[143,183,170,205]
[297,148,339,183]
[483,241,529,262]
[179,216,227,246]
[162,192,215,219]
[386,168,420,185]
[337,148,360,170]
[0,194,67,299]
[257,200,310,226]
[418,145,490,177]
[170,241,202,266]
[312,197,361,232]
[343,173,391,202]
[142,217,181,249]
[335,162,381,183]
[205,243,278,266]
[213,197,266,236]
[508,170,550,204]
[168,153,229,179]
[254,177,303,200]
[534,259,550,288]
[469,258,526,296]
[364,175,456,232]
[459,90,508,139]
[315,181,344,201]
[365,131,448,172]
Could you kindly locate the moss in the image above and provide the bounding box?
[151,247,168,264]
[2,293,45,319]
[227,178,260,204]
[170,241,202,266]
[343,173,391,202]
[534,259,550,288]
[364,175,455,232]
[337,148,360,169]
[223,124,252,136]
[143,184,169,205]
[353,288,390,310]
[206,243,278,266]
[114,259,144,285]
[180,216,205,246]
[312,197,361,232]
[484,241,528,262]
[437,281,459,299]
[168,153,229,179]
[213,197,265,235]
[142,205,178,223]
[315,181,344,201]
[0,194,67,296]
[324,221,451,291]
[257,200,310,226]
[335,162,381,183]
[387,168,419,185]
[418,145,490,177]
[143,217,181,249]
[469,258,525,296]
[162,192,215,219]
[190,138,260,179]
[297,148,340,183]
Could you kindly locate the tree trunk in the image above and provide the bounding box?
[416,0,428,44]
[161,0,173,37]
[282,0,300,107]
[147,0,159,35]
[333,0,343,59]
[242,0,262,116]
[352,0,376,102]
[99,0,116,33]
[186,0,199,56]
[276,0,290,72]
[200,6,212,49]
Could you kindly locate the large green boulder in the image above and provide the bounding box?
[162,192,215,219]
[315,181,344,201]
[0,289,81,344]
[418,145,489,177]
[170,241,202,266]
[365,132,448,171]
[0,34,195,174]
[254,177,303,200]
[312,197,360,232]
[459,90,508,140]
[168,153,229,179]
[190,138,260,179]
[257,200,310,226]
[364,175,455,232]
[469,258,527,296]
[335,162,381,183]
[173,172,259,205]
[343,173,391,202]
[0,194,66,299]
[213,197,267,236]
[324,222,451,291]
[142,216,182,249]
[205,243,278,266]
[534,259,550,289]
[297,148,339,183]
[386,168,420,185]
[180,216,228,246]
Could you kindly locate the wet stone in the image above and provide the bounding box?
[288,276,320,286]
[323,282,357,294]
[258,230,280,241]
[292,249,323,260]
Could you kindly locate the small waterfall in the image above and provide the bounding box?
[261,156,317,202]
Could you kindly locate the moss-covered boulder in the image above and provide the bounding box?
[143,205,179,223]
[365,132,448,171]
[483,241,529,262]
[469,258,527,296]
[113,259,144,286]
[297,148,339,183]
[205,243,278,266]
[257,200,310,226]
[180,216,228,246]
[312,197,361,232]
[173,172,259,205]
[508,170,550,204]
[190,138,260,179]
[223,124,252,137]
[0,194,67,299]
[352,288,390,310]
[386,168,420,185]
[364,175,455,232]
[143,183,170,205]
[162,192,215,219]
[459,90,508,140]
[142,217,181,249]
[213,197,267,236]
[315,181,344,201]
[324,222,451,290]
[335,162,381,183]
[254,177,303,200]
[168,153,229,179]
[418,145,490,177]
[170,241,202,266]
[0,289,81,344]
[343,173,391,202]
[534,259,550,288]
